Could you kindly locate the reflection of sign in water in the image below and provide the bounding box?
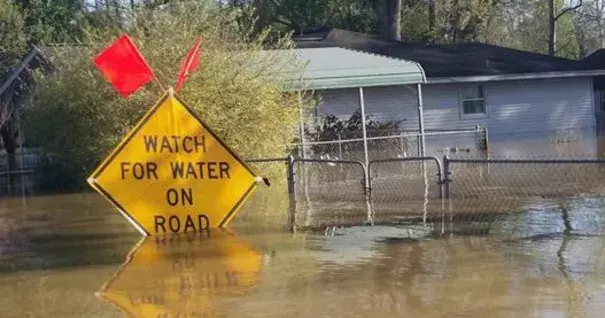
[87,90,259,235]
[97,229,262,317]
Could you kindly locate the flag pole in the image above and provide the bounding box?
[153,76,166,94]
[175,36,203,92]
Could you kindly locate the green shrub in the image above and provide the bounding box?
[24,0,311,191]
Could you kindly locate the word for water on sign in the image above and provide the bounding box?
[119,135,231,181]
[88,90,258,236]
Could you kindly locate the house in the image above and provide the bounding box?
[290,28,605,159]
[578,48,605,130]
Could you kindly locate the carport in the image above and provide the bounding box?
[279,47,427,170]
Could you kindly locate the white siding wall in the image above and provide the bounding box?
[482,77,595,137]
[312,77,598,157]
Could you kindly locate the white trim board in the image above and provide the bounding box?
[427,69,605,84]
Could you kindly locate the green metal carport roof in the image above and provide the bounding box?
[264,47,426,90]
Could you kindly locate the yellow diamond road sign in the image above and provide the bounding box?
[87,90,258,236]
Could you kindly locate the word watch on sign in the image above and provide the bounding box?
[88,34,259,236]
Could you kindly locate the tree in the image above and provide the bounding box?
[0,0,29,184]
[399,0,431,42]
[227,0,377,35]
[490,0,580,58]
[433,0,495,43]
[548,0,582,55]
[24,0,311,191]
[16,0,87,44]
[0,0,27,56]
[373,0,401,40]
[574,0,605,57]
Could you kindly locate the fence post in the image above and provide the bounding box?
[286,155,296,233]
[484,126,491,174]
[286,155,295,195]
[338,133,343,173]
[363,163,371,200]
[435,162,443,199]
[443,154,451,199]
[482,126,489,152]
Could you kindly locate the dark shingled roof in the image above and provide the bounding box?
[293,28,580,78]
[577,49,605,70]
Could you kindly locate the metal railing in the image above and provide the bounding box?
[246,156,369,196]
[292,158,369,197]
[368,156,443,199]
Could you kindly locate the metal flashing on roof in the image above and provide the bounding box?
[426,69,605,84]
[268,47,426,91]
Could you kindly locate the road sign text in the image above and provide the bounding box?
[154,214,210,234]
[143,135,206,154]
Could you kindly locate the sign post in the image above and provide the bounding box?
[88,89,259,236]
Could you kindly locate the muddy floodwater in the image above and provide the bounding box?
[1,192,605,317]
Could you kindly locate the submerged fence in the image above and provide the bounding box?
[246,154,605,232]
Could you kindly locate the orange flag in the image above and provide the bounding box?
[93,34,156,97]
[175,37,203,92]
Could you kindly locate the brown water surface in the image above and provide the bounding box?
[1,192,605,317]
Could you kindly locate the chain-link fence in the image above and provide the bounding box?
[237,158,291,228]
[368,158,443,224]
[283,124,482,229]
[442,158,605,220]
[446,159,605,200]
[0,148,42,196]
[477,127,602,159]
[293,159,369,229]
[250,151,605,236]
[240,157,369,230]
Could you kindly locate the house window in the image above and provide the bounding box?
[460,84,486,116]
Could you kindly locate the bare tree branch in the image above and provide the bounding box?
[272,16,295,27]
[556,0,583,20]
[555,39,574,53]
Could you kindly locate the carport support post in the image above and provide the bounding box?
[417,83,426,157]
[358,87,370,190]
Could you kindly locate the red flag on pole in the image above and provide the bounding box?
[93,34,156,97]
[175,37,203,92]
